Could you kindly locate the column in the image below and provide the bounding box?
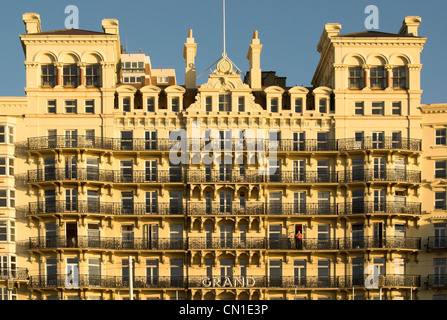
[362,64,371,88]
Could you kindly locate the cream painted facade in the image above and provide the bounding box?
[0,13,445,300]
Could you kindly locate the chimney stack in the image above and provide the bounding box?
[247,30,263,90]
[23,13,42,34]
[399,16,422,36]
[183,29,197,89]
[102,19,119,35]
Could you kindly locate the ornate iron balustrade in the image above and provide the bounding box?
[341,275,421,288]
[29,274,187,289]
[267,238,338,250]
[19,201,184,216]
[25,136,422,153]
[21,168,184,184]
[426,274,447,288]
[338,169,421,184]
[427,237,447,251]
[268,203,338,216]
[0,267,29,281]
[27,135,177,151]
[187,202,264,215]
[187,170,264,183]
[188,237,266,250]
[338,137,422,152]
[265,171,338,183]
[28,236,187,251]
[338,236,421,250]
[338,201,421,215]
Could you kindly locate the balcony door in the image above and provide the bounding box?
[352,258,364,286]
[434,258,446,287]
[44,190,56,214]
[434,224,447,249]
[293,132,305,151]
[170,259,183,287]
[318,192,330,215]
[87,223,100,248]
[220,224,233,249]
[66,222,78,248]
[373,189,386,212]
[220,259,233,283]
[293,160,305,182]
[269,260,282,287]
[66,257,79,288]
[145,160,157,182]
[351,158,364,182]
[169,191,183,215]
[121,192,134,215]
[317,160,330,182]
[146,260,159,286]
[86,158,99,181]
[88,258,101,286]
[65,130,77,148]
[268,159,281,182]
[269,192,282,215]
[372,132,384,149]
[219,191,232,214]
[293,192,306,214]
[65,188,78,212]
[170,225,183,250]
[120,160,133,183]
[87,190,100,213]
[143,224,159,249]
[268,224,282,249]
[374,223,386,248]
[120,131,133,150]
[294,260,306,286]
[44,158,56,181]
[65,156,77,180]
[145,131,157,150]
[145,191,158,214]
[318,260,331,287]
[373,157,386,180]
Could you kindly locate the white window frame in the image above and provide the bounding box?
[0,219,15,242]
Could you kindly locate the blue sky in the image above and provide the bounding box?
[0,0,445,104]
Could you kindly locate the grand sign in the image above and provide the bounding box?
[201,276,256,288]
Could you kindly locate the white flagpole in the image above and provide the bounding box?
[223,0,226,55]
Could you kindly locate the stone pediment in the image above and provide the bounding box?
[185,54,264,113]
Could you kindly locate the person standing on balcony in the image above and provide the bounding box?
[296,230,303,249]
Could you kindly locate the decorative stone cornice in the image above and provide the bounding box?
[24,61,39,69]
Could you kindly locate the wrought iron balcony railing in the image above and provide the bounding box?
[188,237,266,250]
[426,274,447,288]
[21,168,184,184]
[187,202,264,215]
[26,135,177,151]
[268,203,337,215]
[338,236,421,250]
[0,267,29,281]
[24,136,422,153]
[338,137,422,152]
[426,237,447,251]
[19,201,184,216]
[338,169,421,184]
[29,274,187,289]
[187,170,264,183]
[28,236,187,251]
[267,236,421,251]
[337,201,422,215]
[341,275,421,288]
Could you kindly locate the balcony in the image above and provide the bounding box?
[28,236,187,251]
[338,236,421,250]
[338,201,421,215]
[264,171,338,184]
[29,274,187,289]
[341,275,421,288]
[187,170,263,183]
[187,202,264,216]
[338,137,422,152]
[26,135,176,152]
[426,274,447,288]
[188,237,266,250]
[268,203,337,216]
[267,236,421,251]
[19,201,185,216]
[24,136,423,153]
[0,267,29,281]
[338,169,421,184]
[426,237,447,251]
[21,168,184,184]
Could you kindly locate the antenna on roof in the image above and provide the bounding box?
[223,0,226,55]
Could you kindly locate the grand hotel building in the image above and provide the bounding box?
[0,13,446,300]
